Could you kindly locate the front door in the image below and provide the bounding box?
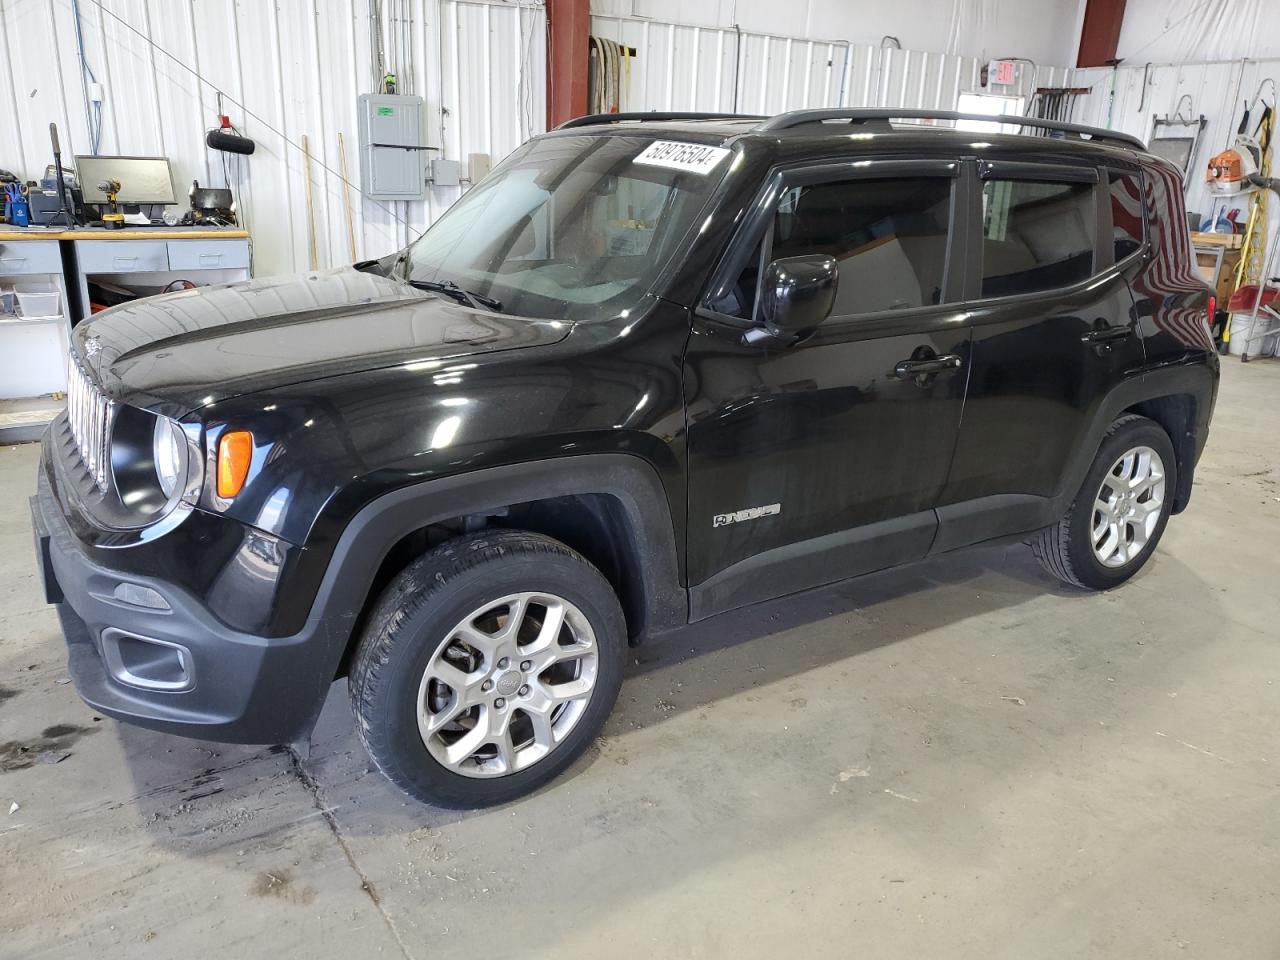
[684,160,972,620]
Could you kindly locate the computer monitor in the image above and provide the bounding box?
[75,156,176,204]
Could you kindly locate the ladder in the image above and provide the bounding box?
[1226,108,1273,353]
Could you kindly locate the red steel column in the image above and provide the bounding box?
[546,0,590,128]
[1076,0,1128,67]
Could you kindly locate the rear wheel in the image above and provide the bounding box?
[1032,414,1177,590]
[349,530,626,808]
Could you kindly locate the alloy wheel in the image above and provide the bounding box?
[416,592,599,778]
[1091,444,1166,568]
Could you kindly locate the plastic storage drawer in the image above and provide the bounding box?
[0,241,62,276]
[166,240,250,272]
[76,240,169,274]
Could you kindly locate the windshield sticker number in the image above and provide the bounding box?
[634,141,730,175]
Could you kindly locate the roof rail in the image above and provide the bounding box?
[557,111,767,130]
[757,109,1146,151]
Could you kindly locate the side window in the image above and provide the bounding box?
[1108,170,1146,261]
[980,179,1096,297]
[722,176,953,319]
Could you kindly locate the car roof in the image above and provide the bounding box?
[545,109,1152,166]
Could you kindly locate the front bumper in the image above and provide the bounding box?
[32,445,338,745]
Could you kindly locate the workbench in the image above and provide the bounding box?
[0,226,251,442]
[1,228,250,240]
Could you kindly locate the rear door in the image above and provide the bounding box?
[934,158,1147,550]
[684,158,973,619]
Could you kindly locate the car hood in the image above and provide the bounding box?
[76,267,572,416]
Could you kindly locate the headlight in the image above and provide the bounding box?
[104,407,199,529]
[153,416,185,498]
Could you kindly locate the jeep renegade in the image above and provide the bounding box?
[32,109,1218,807]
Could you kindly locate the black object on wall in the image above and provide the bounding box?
[206,129,256,155]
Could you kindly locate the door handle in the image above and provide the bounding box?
[1081,325,1133,343]
[894,354,962,379]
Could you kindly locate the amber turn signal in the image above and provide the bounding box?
[216,430,254,498]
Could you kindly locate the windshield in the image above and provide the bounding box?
[401,134,733,321]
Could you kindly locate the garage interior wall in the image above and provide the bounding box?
[0,0,547,278]
[1071,0,1280,237]
[590,0,1087,67]
[1066,59,1278,226]
[3,0,1275,340]
[1067,1,1280,352]
[585,0,1276,233]
[1065,55,1280,356]
[592,0,1280,358]
[1115,0,1280,63]
[589,12,1076,116]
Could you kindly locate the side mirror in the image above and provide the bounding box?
[757,254,838,340]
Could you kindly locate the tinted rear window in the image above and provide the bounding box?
[980,179,1096,297]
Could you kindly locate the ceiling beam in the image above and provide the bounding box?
[1077,0,1128,67]
[546,0,590,128]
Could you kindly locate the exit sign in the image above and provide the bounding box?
[989,60,1018,85]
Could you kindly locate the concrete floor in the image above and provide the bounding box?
[2,360,1278,960]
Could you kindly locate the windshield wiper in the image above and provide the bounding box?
[407,278,503,313]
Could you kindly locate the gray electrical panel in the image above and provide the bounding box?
[357,94,427,200]
[431,158,461,187]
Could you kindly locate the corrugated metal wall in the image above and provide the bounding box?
[1065,58,1280,355]
[588,15,1073,116]
[7,2,1272,349]
[583,16,1278,356]
[0,0,547,278]
[1066,60,1279,226]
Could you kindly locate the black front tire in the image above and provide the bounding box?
[1032,414,1177,590]
[349,530,626,808]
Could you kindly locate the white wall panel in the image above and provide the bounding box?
[1066,59,1280,225]
[1117,0,1280,64]
[0,0,547,278]
[591,0,1085,66]
[590,14,1068,116]
[1065,58,1280,355]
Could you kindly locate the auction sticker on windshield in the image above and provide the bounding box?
[634,140,731,174]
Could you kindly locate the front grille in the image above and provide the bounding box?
[66,354,115,491]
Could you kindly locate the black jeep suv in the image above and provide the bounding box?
[32,109,1217,807]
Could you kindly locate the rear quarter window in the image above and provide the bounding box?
[1109,170,1146,261]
